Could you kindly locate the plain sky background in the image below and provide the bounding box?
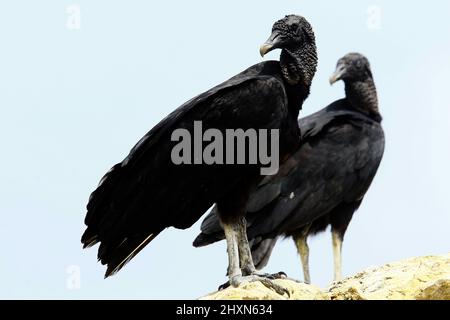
[0,1,449,299]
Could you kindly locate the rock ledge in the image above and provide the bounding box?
[201,254,450,300]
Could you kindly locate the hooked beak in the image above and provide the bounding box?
[260,31,283,58]
[329,63,347,85]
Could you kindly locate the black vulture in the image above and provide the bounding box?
[81,15,318,289]
[194,53,384,284]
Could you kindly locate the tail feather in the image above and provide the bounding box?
[192,205,225,247]
[81,227,100,248]
[250,238,278,270]
[192,231,224,247]
[83,163,124,243]
[103,231,162,278]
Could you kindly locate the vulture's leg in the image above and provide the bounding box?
[236,217,256,276]
[293,224,312,284]
[331,230,343,281]
[236,218,294,282]
[294,236,310,284]
[222,222,241,281]
[330,201,358,282]
[220,219,289,297]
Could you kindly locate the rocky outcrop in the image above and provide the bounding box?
[201,254,450,300]
[328,254,450,300]
[200,279,327,300]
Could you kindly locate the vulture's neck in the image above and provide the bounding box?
[345,78,381,121]
[280,44,317,114]
[280,45,317,88]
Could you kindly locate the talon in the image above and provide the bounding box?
[266,271,303,283]
[218,281,231,291]
[268,271,287,279]
[259,278,290,297]
[252,271,288,280]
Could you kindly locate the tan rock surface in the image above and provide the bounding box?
[200,279,327,300]
[328,254,450,300]
[201,254,450,300]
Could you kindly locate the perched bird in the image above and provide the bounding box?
[82,15,318,289]
[194,53,384,284]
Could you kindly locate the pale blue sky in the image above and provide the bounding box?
[0,1,449,299]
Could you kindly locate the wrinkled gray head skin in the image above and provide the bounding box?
[260,15,316,57]
[260,15,318,87]
[330,53,380,118]
[330,53,373,85]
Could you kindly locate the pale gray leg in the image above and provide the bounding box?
[222,222,242,282]
[220,219,289,296]
[332,230,343,281]
[236,217,257,276]
[294,235,311,284]
[293,223,312,284]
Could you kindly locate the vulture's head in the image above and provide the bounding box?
[260,15,316,57]
[329,53,373,85]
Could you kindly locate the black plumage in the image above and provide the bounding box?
[82,15,318,287]
[194,53,384,283]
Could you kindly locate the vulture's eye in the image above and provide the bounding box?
[356,61,362,69]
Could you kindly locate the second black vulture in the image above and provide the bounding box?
[81,15,318,289]
[194,53,385,284]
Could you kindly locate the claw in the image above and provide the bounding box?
[264,271,287,279]
[218,281,231,291]
[259,278,290,297]
[217,273,291,297]
[265,271,302,283]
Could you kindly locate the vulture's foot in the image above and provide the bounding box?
[256,277,291,297]
[254,271,287,279]
[218,275,290,297]
[255,271,302,283]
